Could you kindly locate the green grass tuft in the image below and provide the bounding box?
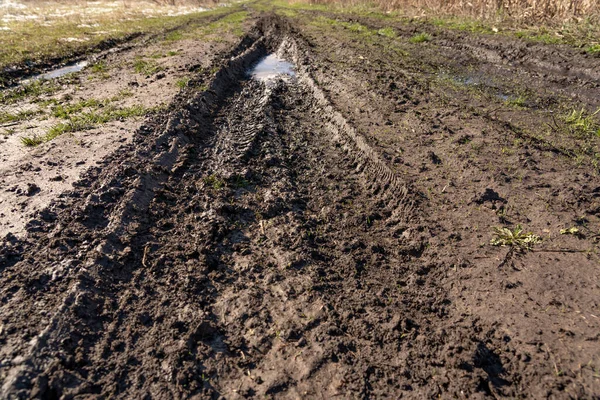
[90,61,107,73]
[563,108,600,138]
[0,109,41,124]
[21,135,44,147]
[44,104,150,144]
[377,27,396,38]
[505,95,527,108]
[133,58,163,76]
[0,80,60,105]
[165,31,183,41]
[176,77,190,89]
[203,174,225,190]
[491,225,541,250]
[410,32,432,43]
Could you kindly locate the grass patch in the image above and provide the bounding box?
[0,109,40,124]
[51,99,102,119]
[586,44,600,55]
[377,27,396,38]
[133,58,163,76]
[0,5,237,79]
[90,61,107,74]
[176,77,190,89]
[342,21,369,33]
[21,135,44,147]
[491,225,541,250]
[45,104,149,142]
[22,103,154,146]
[0,80,60,105]
[563,108,600,138]
[203,174,225,190]
[410,32,432,43]
[505,95,527,108]
[165,31,183,41]
[174,10,249,41]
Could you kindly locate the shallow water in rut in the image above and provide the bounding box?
[250,53,295,84]
[24,60,89,83]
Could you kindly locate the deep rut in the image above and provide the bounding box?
[0,16,519,399]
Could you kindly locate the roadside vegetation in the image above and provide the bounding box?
[272,0,599,52]
[19,96,159,146]
[0,1,237,85]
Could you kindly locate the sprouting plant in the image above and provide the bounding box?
[132,58,163,76]
[21,135,44,147]
[230,174,249,189]
[176,77,190,89]
[377,27,396,38]
[203,174,225,190]
[491,225,540,250]
[90,61,107,73]
[563,108,600,138]
[505,95,527,108]
[410,32,432,43]
[560,227,581,236]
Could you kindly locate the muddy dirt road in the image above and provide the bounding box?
[1,6,599,399]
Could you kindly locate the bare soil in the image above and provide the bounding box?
[0,7,599,399]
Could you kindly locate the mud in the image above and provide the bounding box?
[0,10,248,238]
[0,8,599,399]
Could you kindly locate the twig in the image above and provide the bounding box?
[142,245,149,267]
[533,248,587,253]
[497,247,514,268]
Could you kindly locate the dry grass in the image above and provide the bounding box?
[299,0,599,24]
[0,0,229,82]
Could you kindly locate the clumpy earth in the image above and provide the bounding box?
[0,3,599,399]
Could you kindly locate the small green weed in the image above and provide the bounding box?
[410,32,432,43]
[505,95,527,108]
[230,174,249,189]
[43,104,149,143]
[176,77,190,89]
[585,44,600,55]
[133,58,163,76]
[52,99,102,119]
[165,31,183,41]
[491,225,541,250]
[560,227,581,236]
[203,174,225,190]
[563,108,600,138]
[0,80,60,105]
[90,61,107,73]
[21,135,44,147]
[377,27,396,38]
[0,109,40,124]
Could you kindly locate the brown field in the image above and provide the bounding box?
[1,0,599,398]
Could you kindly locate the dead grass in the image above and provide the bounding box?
[0,0,233,82]
[297,0,599,24]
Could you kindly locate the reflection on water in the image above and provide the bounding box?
[250,54,295,84]
[26,61,89,83]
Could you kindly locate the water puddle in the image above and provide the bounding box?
[25,60,88,83]
[250,54,295,85]
[439,72,513,103]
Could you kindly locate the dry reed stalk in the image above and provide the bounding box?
[306,0,599,24]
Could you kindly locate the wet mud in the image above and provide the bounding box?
[0,11,599,399]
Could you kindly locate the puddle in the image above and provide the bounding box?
[439,72,513,103]
[25,61,89,83]
[250,54,295,84]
